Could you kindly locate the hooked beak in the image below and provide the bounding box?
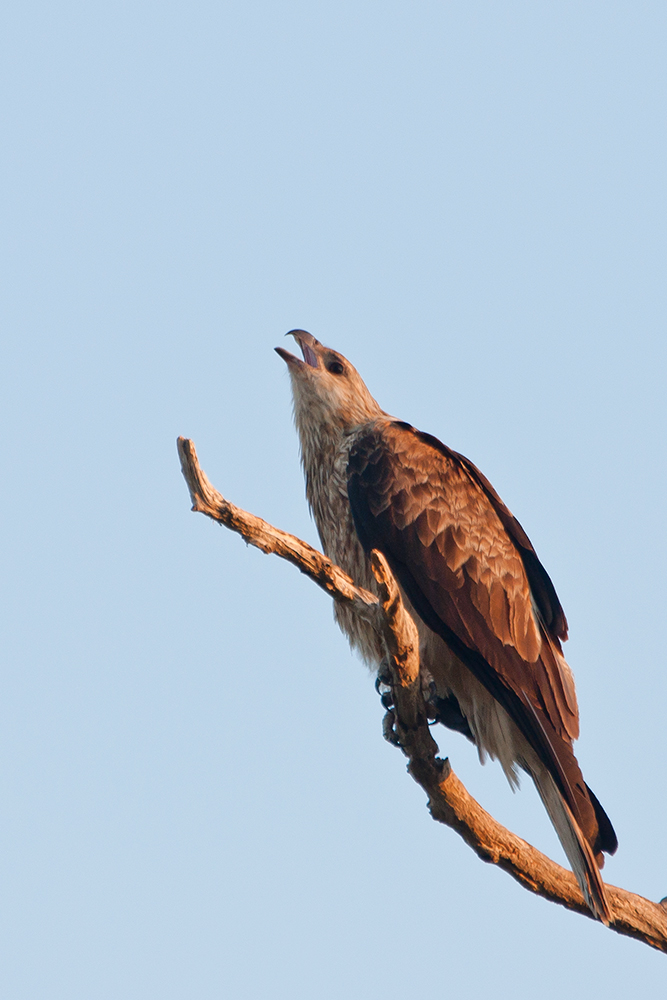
[275,330,321,369]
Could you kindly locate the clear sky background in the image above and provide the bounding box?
[2,2,666,996]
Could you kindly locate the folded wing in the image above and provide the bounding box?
[347,419,617,869]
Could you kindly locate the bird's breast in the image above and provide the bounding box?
[305,442,384,666]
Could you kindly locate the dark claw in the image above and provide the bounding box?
[375,660,392,691]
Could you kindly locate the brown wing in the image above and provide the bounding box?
[348,420,578,738]
[418,429,569,644]
[346,419,606,840]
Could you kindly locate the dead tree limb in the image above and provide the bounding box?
[177,435,667,954]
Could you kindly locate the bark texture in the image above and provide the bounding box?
[178,435,667,953]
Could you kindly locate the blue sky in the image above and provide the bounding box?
[2,2,666,996]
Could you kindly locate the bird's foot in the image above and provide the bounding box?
[375,659,394,710]
[421,673,441,722]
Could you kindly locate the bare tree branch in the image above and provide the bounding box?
[178,436,667,954]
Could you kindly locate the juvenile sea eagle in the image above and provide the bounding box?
[276,330,617,922]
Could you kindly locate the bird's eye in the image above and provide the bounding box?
[327,361,345,375]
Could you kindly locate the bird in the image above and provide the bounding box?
[275,329,617,923]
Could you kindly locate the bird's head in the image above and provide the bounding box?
[275,331,383,440]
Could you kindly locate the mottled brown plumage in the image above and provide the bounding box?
[276,330,617,922]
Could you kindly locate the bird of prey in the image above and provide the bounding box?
[275,329,617,923]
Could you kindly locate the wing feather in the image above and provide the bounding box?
[395,424,570,643]
[346,421,624,870]
[347,419,580,762]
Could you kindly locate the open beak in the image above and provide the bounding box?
[275,330,321,369]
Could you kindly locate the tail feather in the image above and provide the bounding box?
[531,766,612,924]
[585,781,619,859]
